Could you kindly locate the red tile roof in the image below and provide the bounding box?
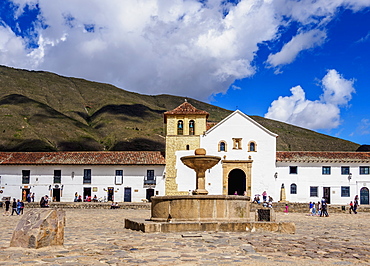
[276,151,370,163]
[0,151,165,165]
[164,102,209,122]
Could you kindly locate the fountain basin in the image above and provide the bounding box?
[180,155,221,172]
[151,195,250,222]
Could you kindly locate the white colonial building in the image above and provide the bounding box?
[276,152,370,205]
[1,101,369,205]
[164,102,370,205]
[0,151,165,203]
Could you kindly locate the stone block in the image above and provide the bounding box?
[10,209,65,249]
[252,222,279,232]
[279,222,296,234]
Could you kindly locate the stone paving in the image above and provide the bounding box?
[1,208,370,265]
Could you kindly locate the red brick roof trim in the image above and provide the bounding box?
[276,151,370,163]
[164,102,209,122]
[0,151,165,165]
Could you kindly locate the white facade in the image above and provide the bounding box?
[1,105,369,205]
[173,110,281,201]
[0,152,165,203]
[171,109,370,205]
[201,111,278,199]
[276,160,370,205]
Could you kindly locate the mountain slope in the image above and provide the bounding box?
[0,65,360,152]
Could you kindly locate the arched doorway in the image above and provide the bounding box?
[228,169,246,195]
[360,187,369,205]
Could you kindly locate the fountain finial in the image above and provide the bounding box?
[195,148,206,155]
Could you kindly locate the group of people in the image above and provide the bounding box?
[308,195,360,217]
[22,190,35,203]
[73,192,99,202]
[308,198,329,217]
[349,195,359,214]
[2,198,24,216]
[26,192,35,203]
[252,191,273,208]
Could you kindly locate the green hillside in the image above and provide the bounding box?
[0,65,360,152]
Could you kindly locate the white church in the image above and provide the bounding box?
[0,101,369,205]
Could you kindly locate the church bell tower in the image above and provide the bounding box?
[163,101,209,195]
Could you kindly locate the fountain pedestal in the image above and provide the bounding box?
[151,195,250,222]
[124,148,295,234]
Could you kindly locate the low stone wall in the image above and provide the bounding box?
[23,202,151,210]
[251,202,370,213]
[19,201,370,213]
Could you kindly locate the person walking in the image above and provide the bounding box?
[349,201,354,214]
[309,202,314,215]
[26,192,32,203]
[320,201,329,217]
[11,198,18,215]
[16,199,22,215]
[3,198,10,216]
[18,200,24,215]
[31,193,35,202]
[353,195,359,214]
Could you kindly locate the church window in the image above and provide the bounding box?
[290,183,297,194]
[248,141,256,152]
[189,120,195,135]
[186,145,190,150]
[219,141,227,152]
[177,120,183,135]
[232,138,242,150]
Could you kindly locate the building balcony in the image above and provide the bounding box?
[144,176,156,185]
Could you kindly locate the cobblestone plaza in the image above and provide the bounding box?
[1,208,369,265]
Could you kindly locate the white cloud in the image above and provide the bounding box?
[0,25,30,67]
[267,29,327,67]
[321,69,355,105]
[0,0,369,100]
[264,69,355,130]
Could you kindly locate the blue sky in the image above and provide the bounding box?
[0,1,369,145]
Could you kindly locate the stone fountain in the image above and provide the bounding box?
[125,148,295,233]
[180,148,220,195]
[150,148,250,223]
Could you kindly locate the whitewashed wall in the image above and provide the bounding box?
[173,111,278,199]
[276,162,370,204]
[200,111,278,200]
[0,165,165,202]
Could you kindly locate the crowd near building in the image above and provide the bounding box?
[1,102,369,205]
